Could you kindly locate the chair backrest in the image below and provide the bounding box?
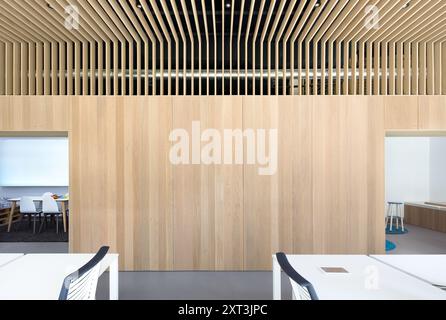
[59,246,109,300]
[276,252,319,300]
[42,194,59,213]
[20,197,37,214]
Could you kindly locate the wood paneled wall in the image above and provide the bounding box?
[1,95,445,270]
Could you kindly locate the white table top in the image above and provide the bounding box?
[8,197,69,202]
[371,255,446,287]
[0,254,23,267]
[281,255,446,300]
[0,253,118,300]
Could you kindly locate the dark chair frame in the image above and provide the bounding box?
[276,252,319,300]
[58,246,110,300]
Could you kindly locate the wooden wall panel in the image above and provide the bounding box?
[172,96,244,270]
[384,96,419,130]
[418,96,446,130]
[122,97,173,270]
[312,96,385,254]
[69,97,121,265]
[243,96,279,270]
[0,96,70,131]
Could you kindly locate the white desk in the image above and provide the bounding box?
[7,197,69,233]
[371,255,446,287]
[0,254,23,267]
[0,253,119,300]
[273,255,446,300]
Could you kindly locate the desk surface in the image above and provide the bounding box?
[0,254,118,300]
[371,255,446,287]
[8,197,68,202]
[281,255,446,300]
[0,254,23,267]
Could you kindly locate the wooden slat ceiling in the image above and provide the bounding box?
[0,0,445,96]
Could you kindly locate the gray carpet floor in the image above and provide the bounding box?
[0,219,68,242]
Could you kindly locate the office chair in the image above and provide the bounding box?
[19,197,42,234]
[42,194,62,234]
[276,252,319,300]
[59,246,110,300]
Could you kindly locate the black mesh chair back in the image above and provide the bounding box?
[276,252,319,300]
[59,246,109,300]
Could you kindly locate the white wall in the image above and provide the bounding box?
[0,137,69,187]
[385,137,431,203]
[430,137,446,202]
[386,137,446,205]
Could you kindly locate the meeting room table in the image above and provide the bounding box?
[6,197,69,233]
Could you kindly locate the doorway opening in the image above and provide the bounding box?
[385,132,446,254]
[0,132,69,254]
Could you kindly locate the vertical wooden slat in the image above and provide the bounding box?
[328,41,333,95]
[366,42,372,95]
[411,43,418,95]
[44,42,51,95]
[52,42,59,95]
[403,42,411,95]
[426,42,434,95]
[419,42,426,95]
[28,42,35,95]
[20,42,28,95]
[74,42,81,95]
[13,42,21,95]
[59,42,66,95]
[0,42,4,95]
[351,42,357,95]
[380,42,387,95]
[5,42,13,95]
[67,42,73,95]
[388,42,395,95]
[358,42,365,95]
[434,42,442,95]
[373,42,380,95]
[36,42,43,95]
[396,42,403,94]
[343,42,349,95]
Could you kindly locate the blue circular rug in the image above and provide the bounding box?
[386,240,396,252]
[386,227,408,235]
